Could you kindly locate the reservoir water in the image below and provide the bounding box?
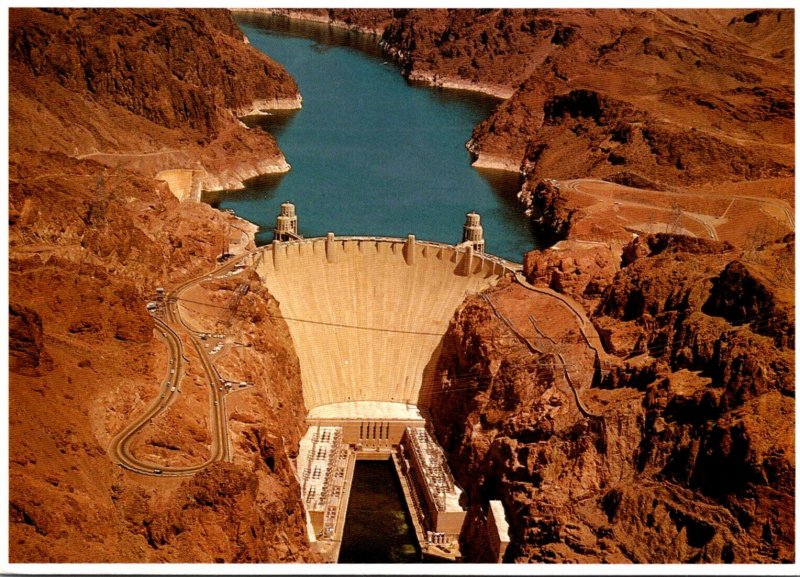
[205,13,541,262]
[338,460,421,563]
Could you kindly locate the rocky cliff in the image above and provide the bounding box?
[9,7,794,565]
[279,8,793,224]
[10,8,301,191]
[9,9,314,563]
[379,9,794,562]
[376,9,793,188]
[431,235,793,563]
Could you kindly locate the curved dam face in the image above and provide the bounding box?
[256,236,516,418]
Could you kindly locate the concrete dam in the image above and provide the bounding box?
[256,204,516,561]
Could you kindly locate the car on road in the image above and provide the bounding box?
[153,469,162,475]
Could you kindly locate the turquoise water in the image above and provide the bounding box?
[338,460,421,563]
[205,13,540,262]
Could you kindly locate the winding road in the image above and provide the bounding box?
[109,238,613,475]
[108,250,259,476]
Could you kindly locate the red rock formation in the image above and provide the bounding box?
[364,9,794,187]
[430,235,793,563]
[522,239,618,312]
[10,8,301,190]
[281,8,793,233]
[9,9,315,563]
[9,7,794,565]
[246,8,794,564]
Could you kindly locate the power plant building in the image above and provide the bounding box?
[397,427,466,541]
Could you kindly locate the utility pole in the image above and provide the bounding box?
[224,282,250,329]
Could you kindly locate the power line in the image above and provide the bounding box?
[176,296,450,337]
[165,303,790,405]
[174,295,792,354]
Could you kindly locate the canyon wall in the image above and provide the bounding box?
[432,235,793,562]
[10,8,302,191]
[346,9,793,186]
[274,8,793,231]
[9,8,794,565]
[9,9,314,562]
[267,9,794,563]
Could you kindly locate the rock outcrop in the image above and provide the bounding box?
[276,8,793,235]
[9,9,314,563]
[9,8,794,565]
[10,8,302,191]
[370,9,794,187]
[430,234,793,563]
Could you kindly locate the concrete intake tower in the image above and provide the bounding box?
[256,205,518,560]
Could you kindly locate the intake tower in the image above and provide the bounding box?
[461,211,485,252]
[273,201,300,241]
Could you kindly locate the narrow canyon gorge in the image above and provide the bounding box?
[8,7,794,565]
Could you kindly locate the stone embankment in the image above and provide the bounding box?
[469,151,522,173]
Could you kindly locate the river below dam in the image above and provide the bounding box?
[204,12,542,262]
[338,460,421,563]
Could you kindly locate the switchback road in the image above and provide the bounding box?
[108,250,260,476]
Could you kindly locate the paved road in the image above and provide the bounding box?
[108,250,261,476]
[107,317,196,476]
[560,179,720,240]
[76,148,180,160]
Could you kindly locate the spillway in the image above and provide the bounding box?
[256,235,516,417]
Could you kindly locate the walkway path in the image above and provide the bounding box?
[482,277,604,420]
